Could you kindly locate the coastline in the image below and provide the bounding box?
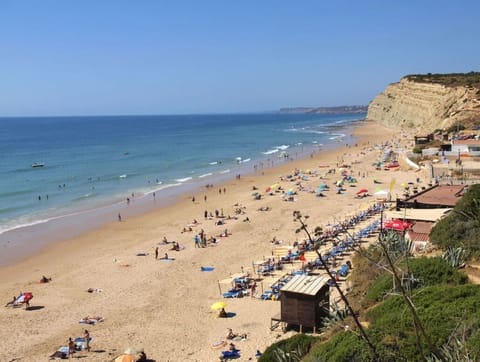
[0,120,418,361]
[0,122,359,267]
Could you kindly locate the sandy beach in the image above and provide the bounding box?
[0,120,422,362]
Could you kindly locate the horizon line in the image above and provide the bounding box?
[0,105,368,119]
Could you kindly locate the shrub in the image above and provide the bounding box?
[258,334,317,362]
[430,184,480,255]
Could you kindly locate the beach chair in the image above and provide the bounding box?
[260,290,273,300]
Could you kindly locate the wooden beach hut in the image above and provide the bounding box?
[275,275,330,333]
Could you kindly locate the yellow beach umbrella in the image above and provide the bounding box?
[211,301,227,310]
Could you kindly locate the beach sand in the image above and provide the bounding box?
[0,121,422,361]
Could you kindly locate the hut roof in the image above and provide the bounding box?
[385,208,451,222]
[404,185,464,208]
[281,275,330,296]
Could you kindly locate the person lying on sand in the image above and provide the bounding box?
[79,316,104,325]
[40,275,52,283]
[170,241,181,251]
[226,328,247,340]
[218,229,230,237]
[5,296,16,307]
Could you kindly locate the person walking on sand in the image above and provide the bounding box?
[155,246,159,260]
[192,196,195,203]
[118,213,122,222]
[84,329,91,352]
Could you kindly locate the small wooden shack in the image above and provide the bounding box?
[278,275,330,333]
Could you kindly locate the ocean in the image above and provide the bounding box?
[0,113,364,260]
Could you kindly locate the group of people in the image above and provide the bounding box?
[67,329,90,357]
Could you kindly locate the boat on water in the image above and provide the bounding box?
[31,162,45,168]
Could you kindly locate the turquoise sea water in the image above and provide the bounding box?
[0,113,364,237]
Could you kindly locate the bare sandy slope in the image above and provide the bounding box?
[0,121,422,362]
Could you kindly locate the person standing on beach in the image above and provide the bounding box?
[155,246,159,260]
[68,337,75,358]
[84,330,90,352]
[192,196,195,203]
[118,213,122,222]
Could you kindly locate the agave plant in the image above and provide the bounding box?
[272,345,305,362]
[400,271,423,292]
[442,247,468,269]
[321,301,351,331]
[426,334,475,362]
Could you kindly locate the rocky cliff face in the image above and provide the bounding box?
[367,78,480,131]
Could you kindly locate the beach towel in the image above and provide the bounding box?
[211,340,227,350]
[221,349,240,359]
[50,346,69,359]
[74,336,93,350]
[201,266,215,272]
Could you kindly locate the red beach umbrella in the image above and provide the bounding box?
[384,219,411,231]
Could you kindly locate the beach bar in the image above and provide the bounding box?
[274,275,330,333]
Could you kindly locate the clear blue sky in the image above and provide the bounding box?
[0,0,478,116]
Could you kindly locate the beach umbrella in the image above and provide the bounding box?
[384,219,412,231]
[211,301,227,310]
[356,189,368,195]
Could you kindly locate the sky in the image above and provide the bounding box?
[0,0,478,116]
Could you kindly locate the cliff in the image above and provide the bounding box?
[367,73,480,132]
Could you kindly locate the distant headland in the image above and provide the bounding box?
[279,105,368,114]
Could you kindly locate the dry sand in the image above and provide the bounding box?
[0,121,423,362]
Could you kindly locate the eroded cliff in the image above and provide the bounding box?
[367,75,480,132]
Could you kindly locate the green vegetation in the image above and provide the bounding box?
[412,146,423,154]
[260,199,480,361]
[430,184,480,256]
[262,248,478,361]
[404,71,480,89]
[258,334,318,362]
[301,257,478,362]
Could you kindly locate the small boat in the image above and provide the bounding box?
[31,163,45,168]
